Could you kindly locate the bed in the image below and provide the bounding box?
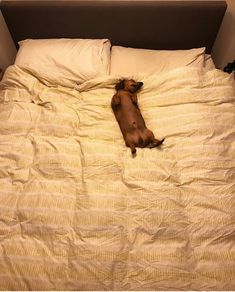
[0,1,235,291]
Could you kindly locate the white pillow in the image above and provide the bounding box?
[110,46,206,76]
[204,54,216,70]
[15,38,111,87]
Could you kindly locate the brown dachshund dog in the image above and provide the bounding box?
[111,79,164,154]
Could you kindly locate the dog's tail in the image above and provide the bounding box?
[130,144,136,155]
[148,138,165,148]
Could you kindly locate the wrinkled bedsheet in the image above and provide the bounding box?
[0,66,235,290]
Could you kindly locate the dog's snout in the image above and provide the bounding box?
[133,82,143,89]
[135,82,143,87]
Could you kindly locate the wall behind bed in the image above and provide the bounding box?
[0,8,16,70]
[0,0,234,71]
[212,0,235,68]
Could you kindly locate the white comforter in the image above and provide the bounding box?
[0,66,235,290]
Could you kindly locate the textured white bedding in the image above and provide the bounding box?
[0,65,234,290]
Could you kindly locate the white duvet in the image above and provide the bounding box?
[0,65,234,290]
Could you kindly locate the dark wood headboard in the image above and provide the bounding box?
[0,0,227,53]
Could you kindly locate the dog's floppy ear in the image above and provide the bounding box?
[111,94,120,108]
[115,79,125,91]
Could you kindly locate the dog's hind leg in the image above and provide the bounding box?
[148,138,165,148]
[146,130,164,148]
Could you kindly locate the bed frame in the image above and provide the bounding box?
[1,0,227,53]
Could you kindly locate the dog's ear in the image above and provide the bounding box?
[115,79,125,91]
[111,94,120,108]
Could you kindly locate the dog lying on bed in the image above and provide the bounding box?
[111,79,164,154]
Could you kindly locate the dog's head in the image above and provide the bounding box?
[115,79,143,93]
